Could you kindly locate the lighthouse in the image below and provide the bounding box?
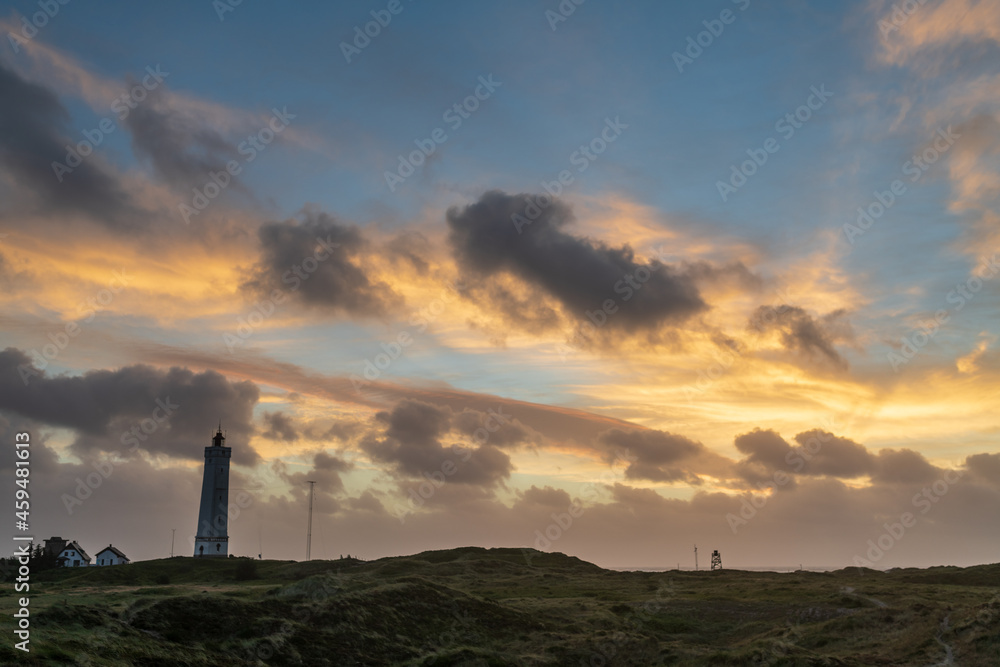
[194,426,231,557]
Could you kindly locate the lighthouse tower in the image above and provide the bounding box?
[194,426,231,557]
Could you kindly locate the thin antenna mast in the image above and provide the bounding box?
[306,481,316,561]
[170,528,175,558]
[694,544,698,571]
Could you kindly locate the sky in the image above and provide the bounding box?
[0,0,998,570]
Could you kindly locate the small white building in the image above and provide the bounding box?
[57,541,91,567]
[94,545,130,566]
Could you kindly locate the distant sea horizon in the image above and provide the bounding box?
[612,565,847,573]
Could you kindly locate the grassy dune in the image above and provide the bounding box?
[1,547,998,665]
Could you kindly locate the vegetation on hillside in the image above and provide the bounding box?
[1,544,60,579]
[1,547,997,665]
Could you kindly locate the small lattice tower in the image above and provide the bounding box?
[710,549,722,570]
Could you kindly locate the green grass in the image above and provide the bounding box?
[1,547,998,665]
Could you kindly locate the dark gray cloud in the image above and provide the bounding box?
[273,450,353,500]
[733,428,799,488]
[314,450,352,473]
[0,62,136,226]
[791,430,872,478]
[122,85,237,190]
[447,191,706,333]
[749,305,851,368]
[0,348,260,464]
[597,428,706,483]
[380,400,450,448]
[242,209,403,317]
[386,230,431,273]
[345,489,385,513]
[306,419,364,443]
[610,482,672,509]
[0,413,59,477]
[734,428,871,480]
[360,399,517,488]
[733,427,943,485]
[734,428,792,469]
[682,260,763,292]
[262,411,299,442]
[871,448,941,484]
[735,428,944,488]
[465,283,563,342]
[451,407,539,448]
[964,452,1000,485]
[516,485,572,508]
